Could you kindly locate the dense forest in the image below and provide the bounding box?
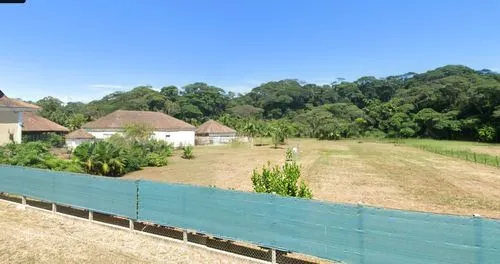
[32,65,500,142]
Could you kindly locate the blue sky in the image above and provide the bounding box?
[1,0,499,102]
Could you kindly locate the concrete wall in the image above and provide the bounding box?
[88,130,195,147]
[153,131,195,147]
[0,111,19,145]
[195,133,238,145]
[66,138,94,150]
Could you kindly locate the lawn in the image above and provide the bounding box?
[124,138,500,219]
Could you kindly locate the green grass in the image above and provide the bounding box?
[400,139,500,168]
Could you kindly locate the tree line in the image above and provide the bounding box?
[33,65,500,142]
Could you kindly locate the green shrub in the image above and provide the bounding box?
[478,126,496,142]
[251,154,312,199]
[22,132,65,147]
[73,141,126,176]
[146,152,168,166]
[47,133,65,148]
[0,142,84,172]
[182,145,194,159]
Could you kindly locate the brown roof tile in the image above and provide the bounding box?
[65,129,95,139]
[82,110,196,131]
[22,112,69,132]
[0,90,40,110]
[196,119,236,135]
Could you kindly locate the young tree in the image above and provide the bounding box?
[251,150,312,198]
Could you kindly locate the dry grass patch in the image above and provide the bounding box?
[124,139,500,218]
[0,202,256,264]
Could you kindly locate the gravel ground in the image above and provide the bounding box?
[0,201,256,264]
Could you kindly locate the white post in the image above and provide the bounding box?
[52,203,56,213]
[21,196,26,206]
[183,230,188,244]
[89,211,93,222]
[15,111,23,143]
[129,219,134,231]
[271,249,277,263]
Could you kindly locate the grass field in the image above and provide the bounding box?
[124,138,500,219]
[400,138,500,167]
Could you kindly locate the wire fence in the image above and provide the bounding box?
[0,165,499,264]
[409,144,500,168]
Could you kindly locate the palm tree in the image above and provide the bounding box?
[242,122,258,146]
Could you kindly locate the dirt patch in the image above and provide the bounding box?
[124,139,500,219]
[0,202,257,264]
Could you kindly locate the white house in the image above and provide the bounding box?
[82,110,195,147]
[195,119,237,145]
[0,90,40,145]
[65,128,95,150]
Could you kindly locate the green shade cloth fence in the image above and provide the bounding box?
[0,165,499,263]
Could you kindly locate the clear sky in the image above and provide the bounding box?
[1,0,499,102]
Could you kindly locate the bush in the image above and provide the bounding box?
[72,141,126,177]
[0,142,84,172]
[22,132,65,147]
[363,129,386,139]
[146,152,168,166]
[47,133,65,148]
[478,126,496,142]
[182,145,194,159]
[251,153,312,199]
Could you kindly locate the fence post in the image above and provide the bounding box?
[129,219,134,231]
[89,210,93,222]
[135,180,140,220]
[271,249,277,264]
[357,202,365,264]
[21,196,26,207]
[496,156,499,168]
[52,203,57,213]
[473,214,483,264]
[183,230,188,244]
[474,153,477,162]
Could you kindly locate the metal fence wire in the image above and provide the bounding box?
[1,165,500,264]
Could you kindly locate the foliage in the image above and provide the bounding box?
[28,64,500,143]
[146,152,168,166]
[270,121,292,148]
[0,142,82,172]
[477,126,496,142]
[22,132,65,148]
[251,153,312,199]
[123,123,154,142]
[72,141,126,176]
[182,145,194,159]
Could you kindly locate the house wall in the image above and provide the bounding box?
[195,133,237,145]
[0,111,19,145]
[153,131,195,147]
[66,138,94,150]
[88,130,195,147]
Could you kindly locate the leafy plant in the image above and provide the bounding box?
[72,141,126,176]
[251,153,312,199]
[182,145,194,159]
[478,126,496,142]
[146,152,168,166]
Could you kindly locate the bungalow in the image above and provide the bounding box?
[65,129,95,150]
[0,90,40,144]
[22,112,70,140]
[195,119,237,145]
[82,110,196,147]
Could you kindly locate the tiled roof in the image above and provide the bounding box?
[82,110,196,131]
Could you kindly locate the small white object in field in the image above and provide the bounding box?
[292,147,298,154]
[15,204,25,210]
